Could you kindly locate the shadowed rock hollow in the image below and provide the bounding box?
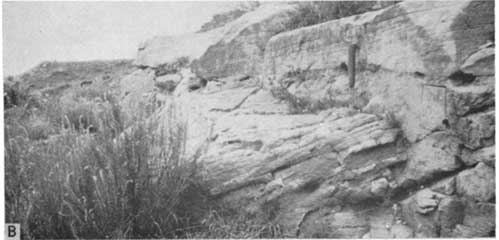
[121,1,495,238]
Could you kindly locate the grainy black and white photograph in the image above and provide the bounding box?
[3,0,496,239]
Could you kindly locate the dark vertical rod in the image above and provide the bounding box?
[348,44,357,88]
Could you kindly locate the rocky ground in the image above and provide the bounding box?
[5,59,135,104]
[7,1,495,238]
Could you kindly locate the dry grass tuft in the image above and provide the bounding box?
[5,94,207,238]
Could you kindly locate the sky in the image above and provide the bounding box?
[3,1,238,76]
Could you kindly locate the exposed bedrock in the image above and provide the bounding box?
[119,0,495,237]
[264,1,494,78]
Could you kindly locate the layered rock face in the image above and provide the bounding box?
[192,3,301,79]
[121,1,495,238]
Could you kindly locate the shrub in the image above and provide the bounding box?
[49,88,123,134]
[5,102,209,238]
[271,86,313,114]
[4,82,40,109]
[270,70,342,114]
[285,1,398,32]
[282,64,314,87]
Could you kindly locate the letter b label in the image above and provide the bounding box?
[5,224,20,240]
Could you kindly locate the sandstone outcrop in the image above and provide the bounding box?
[192,3,301,79]
[264,1,493,78]
[135,28,224,68]
[120,0,495,237]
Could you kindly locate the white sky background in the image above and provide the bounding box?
[3,1,239,76]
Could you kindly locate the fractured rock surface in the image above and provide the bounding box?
[119,0,495,237]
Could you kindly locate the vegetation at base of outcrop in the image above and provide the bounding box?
[270,85,334,114]
[185,202,283,238]
[284,1,400,32]
[270,67,370,114]
[5,70,281,239]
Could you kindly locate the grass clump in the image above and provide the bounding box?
[186,202,283,238]
[285,1,399,32]
[5,101,209,238]
[271,84,370,114]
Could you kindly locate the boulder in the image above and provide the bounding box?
[456,162,495,202]
[455,110,495,149]
[401,189,465,238]
[438,197,465,237]
[461,145,495,167]
[401,190,440,238]
[370,178,389,197]
[451,202,495,237]
[446,81,494,117]
[460,46,495,76]
[401,132,463,184]
[461,202,495,237]
[415,189,444,215]
[119,69,156,121]
[430,176,456,196]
